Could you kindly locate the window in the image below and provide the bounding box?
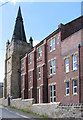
[53,60,56,73]
[29,71,31,82]
[8,62,10,71]
[38,47,42,58]
[73,80,77,94]
[50,60,56,75]
[73,55,77,70]
[50,85,56,103]
[38,67,41,79]
[49,37,55,52]
[22,59,24,69]
[65,82,69,95]
[50,61,52,75]
[50,40,52,52]
[65,58,69,73]
[53,37,55,50]
[30,54,32,64]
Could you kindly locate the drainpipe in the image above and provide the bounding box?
[78,44,81,103]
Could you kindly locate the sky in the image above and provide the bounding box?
[0,1,82,82]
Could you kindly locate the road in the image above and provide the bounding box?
[0,105,42,120]
[0,105,30,119]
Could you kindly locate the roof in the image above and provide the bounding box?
[12,6,27,42]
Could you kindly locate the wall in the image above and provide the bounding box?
[0,98,83,118]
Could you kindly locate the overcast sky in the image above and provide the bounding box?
[0,1,81,82]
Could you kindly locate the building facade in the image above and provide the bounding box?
[21,15,83,104]
[3,7,32,99]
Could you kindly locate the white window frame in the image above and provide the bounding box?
[53,60,56,73]
[38,47,42,58]
[50,40,52,52]
[30,53,32,64]
[50,61,52,75]
[65,58,69,73]
[73,55,77,70]
[53,37,55,50]
[65,82,69,96]
[38,67,41,79]
[50,85,56,103]
[73,80,77,95]
[50,60,56,75]
[49,37,55,52]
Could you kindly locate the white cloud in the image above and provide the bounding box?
[33,40,40,47]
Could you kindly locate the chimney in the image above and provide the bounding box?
[58,23,64,29]
[29,37,33,47]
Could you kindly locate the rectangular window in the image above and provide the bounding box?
[50,40,52,52]
[73,80,77,94]
[65,58,69,73]
[50,59,56,75]
[73,55,77,70]
[65,82,69,95]
[53,37,55,50]
[22,59,24,69]
[50,85,56,103]
[38,47,42,58]
[53,60,56,73]
[50,61,52,75]
[29,71,31,83]
[30,54,32,64]
[49,37,55,52]
[38,67,41,79]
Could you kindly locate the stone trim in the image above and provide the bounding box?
[48,57,56,62]
[21,72,27,76]
[37,84,43,89]
[28,49,35,55]
[28,68,34,72]
[48,35,56,41]
[64,78,70,82]
[37,43,46,49]
[71,76,78,80]
[64,76,78,82]
[28,86,33,91]
[48,82,56,86]
[37,63,45,68]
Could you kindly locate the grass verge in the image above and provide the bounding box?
[9,105,50,118]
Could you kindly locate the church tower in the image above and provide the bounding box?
[3,7,32,98]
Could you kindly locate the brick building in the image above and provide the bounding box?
[21,15,83,104]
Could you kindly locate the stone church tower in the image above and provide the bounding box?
[3,7,32,98]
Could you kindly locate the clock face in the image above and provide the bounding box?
[57,33,60,45]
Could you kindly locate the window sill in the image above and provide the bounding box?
[37,78,41,81]
[64,71,70,74]
[71,69,77,72]
[49,73,56,77]
[64,94,69,97]
[72,93,78,96]
[28,63,32,66]
[49,49,55,53]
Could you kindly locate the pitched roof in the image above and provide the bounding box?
[12,6,27,42]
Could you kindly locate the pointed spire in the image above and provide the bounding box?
[17,6,22,18]
[12,6,27,42]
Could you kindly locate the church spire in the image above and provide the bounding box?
[12,6,27,42]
